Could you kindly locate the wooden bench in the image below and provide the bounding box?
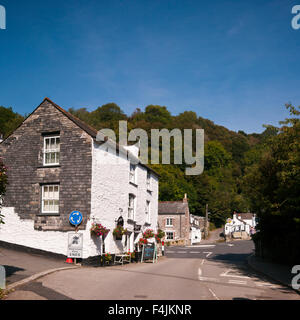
[114,254,131,265]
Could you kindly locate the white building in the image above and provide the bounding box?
[190,215,204,244]
[224,212,257,237]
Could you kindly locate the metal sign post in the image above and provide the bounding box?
[68,211,84,265]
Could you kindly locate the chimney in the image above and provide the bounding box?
[183,193,188,203]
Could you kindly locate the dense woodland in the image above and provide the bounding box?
[0,102,299,263]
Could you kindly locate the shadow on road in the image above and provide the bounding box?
[208,253,298,297]
[3,265,25,277]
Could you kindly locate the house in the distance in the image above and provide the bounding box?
[0,98,159,261]
[190,214,205,244]
[224,212,257,239]
[158,194,203,245]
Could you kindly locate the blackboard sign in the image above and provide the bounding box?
[141,244,157,263]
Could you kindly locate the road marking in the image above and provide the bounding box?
[201,259,205,265]
[204,252,212,258]
[220,269,250,279]
[227,244,234,247]
[176,251,187,254]
[166,251,175,253]
[228,280,247,285]
[187,245,216,248]
[255,282,281,289]
[190,251,201,254]
[198,268,202,276]
[208,288,220,300]
[198,276,218,282]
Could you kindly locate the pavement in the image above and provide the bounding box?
[247,253,299,293]
[2,240,299,300]
[0,245,77,291]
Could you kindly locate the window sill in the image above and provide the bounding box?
[37,165,61,169]
[129,181,138,188]
[37,213,60,216]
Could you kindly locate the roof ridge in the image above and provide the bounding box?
[43,97,98,138]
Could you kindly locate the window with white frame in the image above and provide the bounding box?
[166,232,174,240]
[166,218,173,226]
[145,200,151,223]
[44,136,60,166]
[128,194,135,220]
[146,171,151,190]
[41,185,60,214]
[129,164,136,184]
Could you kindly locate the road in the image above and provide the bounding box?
[6,240,300,300]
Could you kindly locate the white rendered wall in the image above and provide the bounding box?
[0,207,98,259]
[90,141,159,255]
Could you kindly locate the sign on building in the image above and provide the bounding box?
[67,233,83,259]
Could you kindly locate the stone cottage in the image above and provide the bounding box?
[0,98,159,260]
[158,194,192,245]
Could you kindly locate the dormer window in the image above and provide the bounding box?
[43,136,60,166]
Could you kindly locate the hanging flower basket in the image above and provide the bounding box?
[143,229,155,239]
[113,225,127,240]
[90,223,110,238]
[155,229,165,243]
[139,238,148,245]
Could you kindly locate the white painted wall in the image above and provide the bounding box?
[0,207,96,259]
[90,141,159,255]
[191,227,201,244]
[224,214,256,236]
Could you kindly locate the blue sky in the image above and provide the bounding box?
[0,0,299,133]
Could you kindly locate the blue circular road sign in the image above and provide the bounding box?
[69,211,83,226]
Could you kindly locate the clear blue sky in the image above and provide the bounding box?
[0,0,299,133]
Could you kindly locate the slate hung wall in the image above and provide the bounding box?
[0,100,93,232]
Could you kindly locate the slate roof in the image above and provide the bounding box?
[236,213,255,220]
[2,97,159,176]
[158,201,189,214]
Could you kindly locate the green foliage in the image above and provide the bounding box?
[242,104,300,264]
[0,106,24,139]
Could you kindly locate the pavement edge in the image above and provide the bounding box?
[5,265,80,292]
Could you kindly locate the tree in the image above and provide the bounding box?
[243,104,300,264]
[0,106,24,139]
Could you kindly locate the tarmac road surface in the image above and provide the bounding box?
[5,240,300,300]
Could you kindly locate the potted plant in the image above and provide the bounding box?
[104,252,113,265]
[90,223,110,238]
